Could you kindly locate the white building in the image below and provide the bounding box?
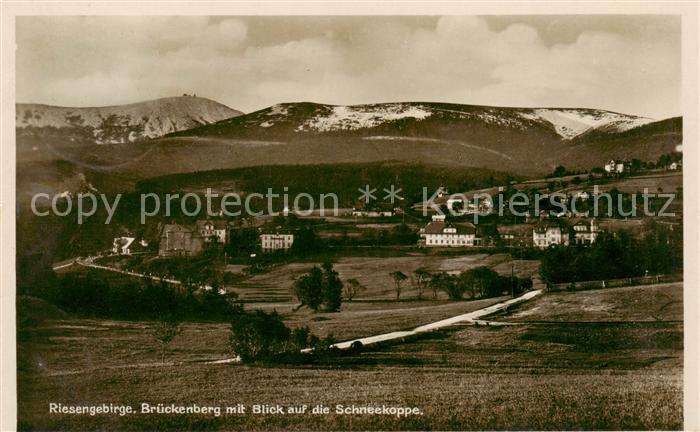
[573,219,599,245]
[604,159,629,174]
[574,191,590,200]
[196,220,227,243]
[533,222,570,249]
[446,196,493,215]
[420,214,479,247]
[351,209,393,218]
[260,232,294,252]
[112,237,135,255]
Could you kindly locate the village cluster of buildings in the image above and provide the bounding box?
[419,214,600,249]
[113,213,601,259]
[112,219,296,257]
[117,154,671,258]
[604,158,682,174]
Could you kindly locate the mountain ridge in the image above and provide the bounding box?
[16,96,243,142]
[169,101,656,141]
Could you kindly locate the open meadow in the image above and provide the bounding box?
[232,253,540,302]
[17,282,682,431]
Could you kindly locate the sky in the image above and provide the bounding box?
[16,15,681,119]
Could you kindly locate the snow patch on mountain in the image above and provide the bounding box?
[296,104,432,132]
[519,109,654,139]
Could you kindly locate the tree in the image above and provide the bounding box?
[293,267,324,311]
[413,268,432,300]
[293,263,343,312]
[428,271,446,299]
[321,262,343,312]
[430,272,463,300]
[390,271,408,300]
[229,310,334,363]
[153,316,182,364]
[343,278,365,301]
[229,310,291,362]
[464,267,502,298]
[291,227,323,255]
[552,165,568,178]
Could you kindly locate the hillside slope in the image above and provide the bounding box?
[152,102,677,176]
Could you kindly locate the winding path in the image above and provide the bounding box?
[54,256,221,293]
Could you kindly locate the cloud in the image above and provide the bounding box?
[16,16,680,119]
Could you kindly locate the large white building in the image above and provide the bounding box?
[533,221,570,249]
[420,214,479,247]
[260,232,295,252]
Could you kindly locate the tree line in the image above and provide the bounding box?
[539,221,682,284]
[293,263,533,305]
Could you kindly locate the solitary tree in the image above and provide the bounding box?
[343,278,365,301]
[293,267,324,311]
[413,268,432,300]
[322,262,343,312]
[552,165,568,178]
[153,316,182,364]
[293,263,343,312]
[390,271,409,300]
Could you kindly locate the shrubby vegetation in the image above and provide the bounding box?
[293,262,343,311]
[230,310,336,363]
[429,267,532,300]
[38,270,238,321]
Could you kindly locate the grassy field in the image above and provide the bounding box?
[496,282,682,322]
[232,253,540,302]
[17,282,682,430]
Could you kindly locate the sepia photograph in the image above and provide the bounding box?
[3,3,698,431]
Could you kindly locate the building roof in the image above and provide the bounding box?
[422,221,476,235]
[113,236,135,250]
[572,218,598,233]
[533,219,568,233]
[497,224,531,235]
[161,223,194,234]
[195,219,228,230]
[260,225,294,235]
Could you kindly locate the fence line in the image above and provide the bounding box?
[547,273,683,292]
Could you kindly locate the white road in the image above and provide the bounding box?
[331,289,542,349]
[54,256,221,293]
